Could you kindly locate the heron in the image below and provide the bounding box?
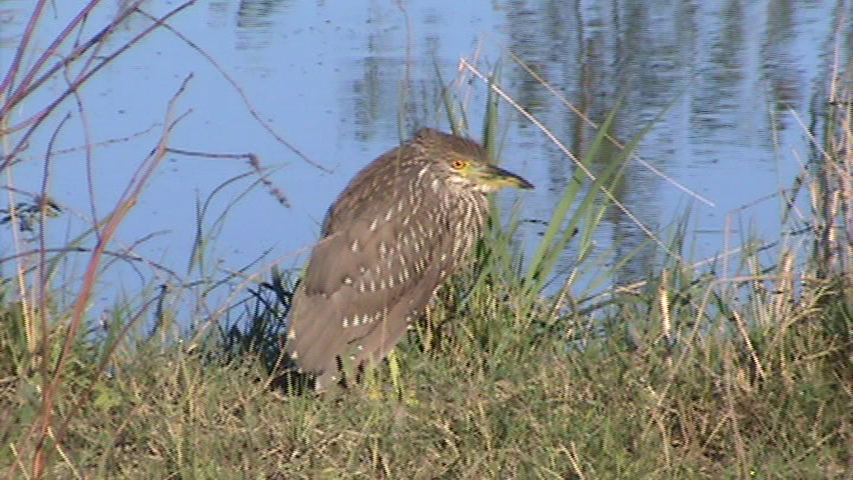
[283,128,533,391]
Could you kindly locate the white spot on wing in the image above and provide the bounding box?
[417,165,429,180]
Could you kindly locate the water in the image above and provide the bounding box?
[1,0,850,323]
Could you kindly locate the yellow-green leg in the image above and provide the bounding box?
[387,350,418,405]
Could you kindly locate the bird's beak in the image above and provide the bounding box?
[481,164,534,190]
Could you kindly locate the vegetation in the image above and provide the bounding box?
[2,2,851,478]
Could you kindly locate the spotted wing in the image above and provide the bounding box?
[284,192,451,387]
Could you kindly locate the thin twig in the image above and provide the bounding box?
[29,74,194,479]
[0,1,196,173]
[460,58,684,264]
[165,148,290,207]
[135,7,331,174]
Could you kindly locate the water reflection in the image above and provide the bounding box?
[2,0,850,305]
[496,0,846,284]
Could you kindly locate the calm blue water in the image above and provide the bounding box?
[1,0,849,327]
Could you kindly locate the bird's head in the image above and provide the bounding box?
[414,128,534,193]
[444,152,534,193]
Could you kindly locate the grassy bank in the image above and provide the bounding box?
[2,260,851,478]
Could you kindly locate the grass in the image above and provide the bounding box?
[2,2,853,478]
[3,284,850,478]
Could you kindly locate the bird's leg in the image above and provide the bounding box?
[388,349,402,399]
[387,350,419,405]
[338,353,359,392]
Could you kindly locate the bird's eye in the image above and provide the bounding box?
[451,159,467,170]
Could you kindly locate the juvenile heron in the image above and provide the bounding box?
[284,128,533,391]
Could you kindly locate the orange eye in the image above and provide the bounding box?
[451,159,467,170]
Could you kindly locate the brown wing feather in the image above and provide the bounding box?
[284,129,493,389]
[284,174,451,385]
